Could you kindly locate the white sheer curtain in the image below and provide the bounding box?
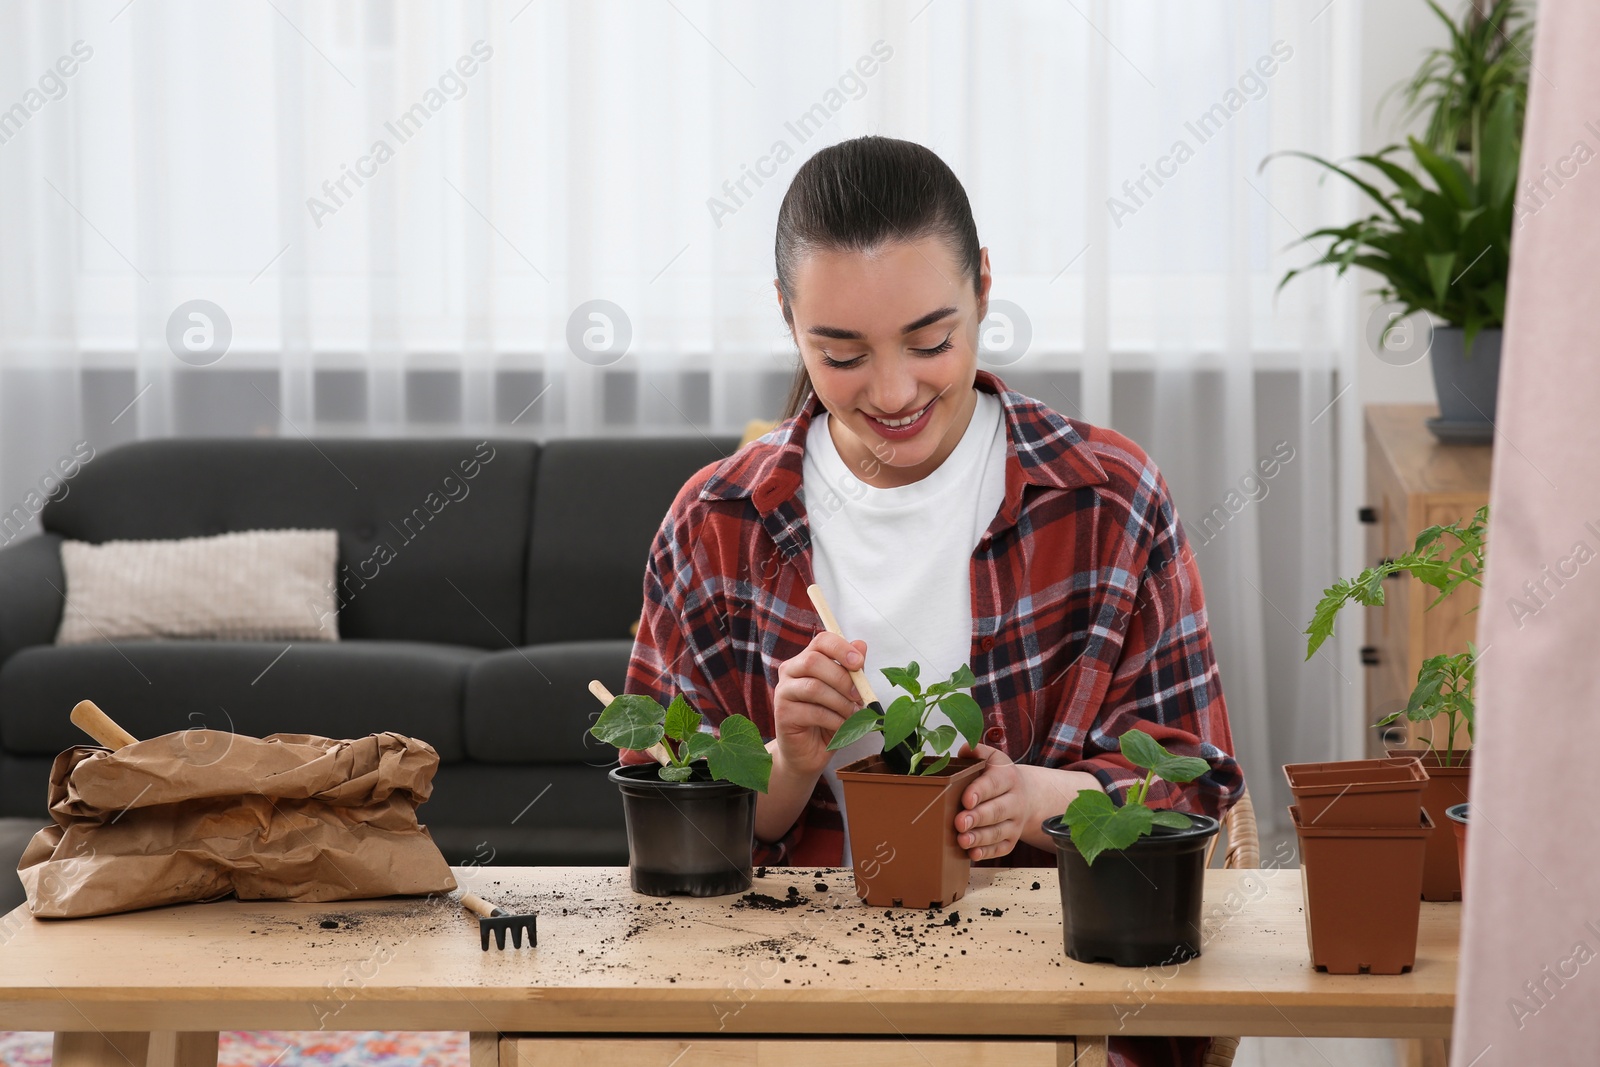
[0,0,1352,834]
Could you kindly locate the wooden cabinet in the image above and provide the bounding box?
[1362,406,1490,758]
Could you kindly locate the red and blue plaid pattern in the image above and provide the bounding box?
[625,369,1243,868]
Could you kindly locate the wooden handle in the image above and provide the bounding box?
[587,681,673,767]
[70,700,140,750]
[461,893,502,919]
[806,584,878,705]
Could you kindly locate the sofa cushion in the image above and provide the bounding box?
[56,529,339,645]
[41,439,537,649]
[0,639,477,762]
[523,436,736,645]
[463,640,633,763]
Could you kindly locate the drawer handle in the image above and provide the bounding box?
[1360,646,1380,667]
[1358,507,1379,524]
[1380,726,1408,746]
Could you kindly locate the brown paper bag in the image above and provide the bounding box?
[18,729,458,918]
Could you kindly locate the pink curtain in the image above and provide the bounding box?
[1453,1,1600,1060]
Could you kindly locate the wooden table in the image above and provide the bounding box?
[0,865,1458,1066]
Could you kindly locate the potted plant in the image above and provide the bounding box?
[1271,0,1530,443]
[1042,729,1219,967]
[827,661,986,908]
[1303,505,1486,900]
[590,690,772,897]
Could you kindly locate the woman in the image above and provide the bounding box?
[625,136,1243,1065]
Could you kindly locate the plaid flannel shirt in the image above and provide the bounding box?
[624,369,1243,868]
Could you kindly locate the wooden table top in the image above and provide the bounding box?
[0,866,1458,1038]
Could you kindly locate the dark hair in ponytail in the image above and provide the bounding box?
[774,136,982,420]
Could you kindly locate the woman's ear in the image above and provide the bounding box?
[775,279,800,346]
[975,247,994,321]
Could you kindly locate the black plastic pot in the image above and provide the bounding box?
[1044,812,1220,967]
[609,764,756,897]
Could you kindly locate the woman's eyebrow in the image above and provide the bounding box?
[806,306,959,340]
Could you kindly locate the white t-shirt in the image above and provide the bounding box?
[801,388,1009,864]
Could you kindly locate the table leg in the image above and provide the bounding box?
[147,1032,219,1067]
[469,1031,500,1067]
[1072,1035,1109,1066]
[51,1032,149,1067]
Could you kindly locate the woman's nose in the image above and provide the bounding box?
[867,354,920,414]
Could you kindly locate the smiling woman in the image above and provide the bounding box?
[623,134,1243,1067]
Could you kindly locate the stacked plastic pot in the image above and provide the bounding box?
[1284,757,1432,974]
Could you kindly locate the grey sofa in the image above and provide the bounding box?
[0,433,737,912]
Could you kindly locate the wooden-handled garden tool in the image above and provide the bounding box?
[587,681,673,766]
[806,583,915,774]
[461,893,538,950]
[71,699,139,749]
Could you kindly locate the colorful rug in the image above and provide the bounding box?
[0,1031,467,1067]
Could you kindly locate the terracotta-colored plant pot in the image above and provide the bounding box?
[1388,748,1471,901]
[835,754,985,908]
[1446,802,1469,891]
[1283,757,1428,827]
[1290,804,1433,974]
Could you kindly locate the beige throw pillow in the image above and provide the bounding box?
[55,529,340,645]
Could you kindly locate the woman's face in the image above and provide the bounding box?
[779,236,992,489]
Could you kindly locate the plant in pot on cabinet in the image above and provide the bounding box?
[825,660,987,909]
[589,682,772,897]
[1042,729,1218,967]
[1301,505,1484,902]
[1269,0,1531,444]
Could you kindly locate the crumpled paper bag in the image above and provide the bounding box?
[18,729,458,918]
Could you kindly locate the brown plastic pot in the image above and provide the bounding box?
[1446,803,1468,890]
[835,754,985,908]
[1290,804,1433,974]
[1388,748,1471,901]
[1283,757,1428,827]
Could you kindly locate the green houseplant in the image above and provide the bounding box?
[825,661,984,775]
[591,690,772,897]
[1299,505,1488,902]
[1271,0,1530,441]
[1388,0,1530,177]
[1305,505,1485,767]
[1042,729,1220,966]
[829,661,988,909]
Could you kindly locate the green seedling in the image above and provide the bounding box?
[1059,729,1210,866]
[825,661,984,776]
[1304,505,1486,766]
[591,693,772,793]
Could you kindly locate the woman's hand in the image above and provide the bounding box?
[772,632,868,779]
[955,743,1105,859]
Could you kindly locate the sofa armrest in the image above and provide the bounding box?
[0,533,65,665]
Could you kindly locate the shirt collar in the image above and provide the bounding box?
[699,369,1108,521]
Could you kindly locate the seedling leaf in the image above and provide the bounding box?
[684,731,717,761]
[882,665,922,697]
[591,695,666,751]
[1151,810,1194,829]
[941,692,984,750]
[663,694,699,742]
[704,714,771,793]
[827,707,882,751]
[927,723,958,756]
[882,695,919,749]
[1062,790,1155,866]
[658,763,694,783]
[1119,729,1166,771]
